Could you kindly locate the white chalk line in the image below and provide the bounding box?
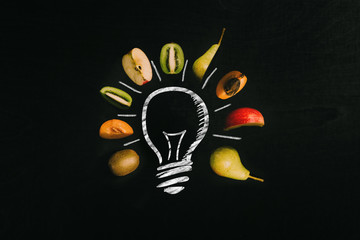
[156,176,189,188]
[164,186,184,194]
[162,130,187,161]
[212,134,242,140]
[118,81,142,94]
[214,103,232,112]
[201,68,217,89]
[117,114,137,117]
[157,160,193,171]
[151,60,162,82]
[181,59,188,82]
[156,165,192,179]
[163,132,171,161]
[123,138,141,146]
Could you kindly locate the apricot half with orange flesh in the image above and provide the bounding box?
[99,119,133,139]
[216,71,247,99]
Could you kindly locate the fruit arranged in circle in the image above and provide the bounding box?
[122,48,152,86]
[99,28,266,188]
[160,43,185,74]
[100,86,132,109]
[108,149,140,176]
[99,119,134,139]
[225,107,265,130]
[216,71,247,99]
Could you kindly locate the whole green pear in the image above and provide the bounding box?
[210,146,263,182]
[193,28,225,80]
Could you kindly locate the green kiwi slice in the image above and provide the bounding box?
[160,43,185,74]
[100,86,132,109]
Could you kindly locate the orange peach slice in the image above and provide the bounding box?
[99,119,133,139]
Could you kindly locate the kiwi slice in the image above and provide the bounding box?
[160,43,185,74]
[100,86,132,109]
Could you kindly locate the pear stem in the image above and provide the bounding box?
[218,28,226,45]
[248,175,264,182]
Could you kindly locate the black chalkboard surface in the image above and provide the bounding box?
[2,1,360,239]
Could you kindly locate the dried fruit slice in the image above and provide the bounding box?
[225,107,264,130]
[216,71,247,99]
[99,119,134,139]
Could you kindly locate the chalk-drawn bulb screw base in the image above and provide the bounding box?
[141,87,210,194]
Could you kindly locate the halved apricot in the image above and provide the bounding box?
[99,119,133,139]
[216,71,247,99]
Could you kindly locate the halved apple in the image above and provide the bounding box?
[225,107,264,130]
[122,48,152,86]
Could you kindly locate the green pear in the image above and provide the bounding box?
[193,28,226,80]
[210,146,264,182]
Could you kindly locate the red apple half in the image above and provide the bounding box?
[225,107,265,130]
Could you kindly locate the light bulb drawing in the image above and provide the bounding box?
[141,86,209,194]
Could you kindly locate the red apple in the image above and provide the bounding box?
[225,107,265,130]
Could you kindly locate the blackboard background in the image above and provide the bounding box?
[2,0,360,239]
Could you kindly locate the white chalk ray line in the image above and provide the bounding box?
[214,103,232,112]
[212,134,242,140]
[164,186,184,194]
[157,160,193,171]
[117,114,137,117]
[118,81,142,94]
[181,59,188,82]
[156,176,189,188]
[123,138,141,146]
[201,67,217,89]
[151,60,162,82]
[156,165,192,179]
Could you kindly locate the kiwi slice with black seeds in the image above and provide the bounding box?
[160,43,185,74]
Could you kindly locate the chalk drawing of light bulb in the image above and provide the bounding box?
[142,86,209,194]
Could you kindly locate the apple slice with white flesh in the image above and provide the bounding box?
[122,48,152,86]
[225,107,265,131]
